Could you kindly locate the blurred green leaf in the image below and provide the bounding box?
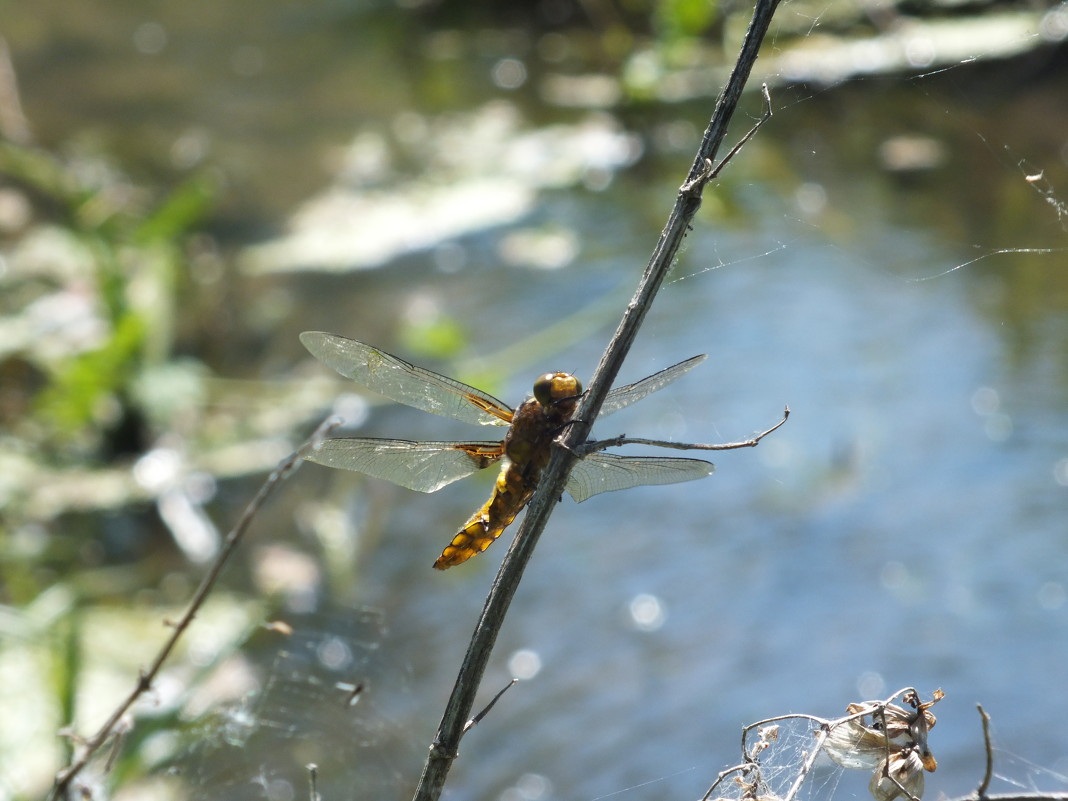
[398,314,468,361]
[654,0,718,43]
[0,140,84,208]
[132,173,217,245]
[34,312,146,438]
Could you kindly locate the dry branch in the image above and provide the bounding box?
[582,406,789,455]
[411,0,784,798]
[47,417,340,801]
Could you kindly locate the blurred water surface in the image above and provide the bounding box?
[4,2,1067,800]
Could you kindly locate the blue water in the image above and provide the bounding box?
[276,157,1068,801]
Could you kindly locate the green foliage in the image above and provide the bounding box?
[33,311,146,438]
[654,0,719,42]
[1,140,216,458]
[131,173,216,246]
[399,313,469,361]
[617,0,723,100]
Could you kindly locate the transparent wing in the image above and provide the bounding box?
[600,354,707,418]
[564,452,714,503]
[301,331,513,427]
[306,438,503,493]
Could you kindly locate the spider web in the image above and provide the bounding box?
[697,715,849,801]
[691,689,946,801]
[667,0,1068,289]
[989,747,1068,796]
[158,606,415,801]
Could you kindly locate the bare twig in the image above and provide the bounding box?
[582,406,789,454]
[736,711,829,801]
[785,724,832,801]
[700,763,756,801]
[463,679,519,734]
[976,704,994,799]
[47,417,340,801]
[682,82,773,196]
[411,2,782,800]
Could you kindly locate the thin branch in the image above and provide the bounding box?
[463,679,519,734]
[784,724,832,801]
[741,712,826,755]
[411,1,781,799]
[682,82,773,195]
[582,406,789,454]
[48,417,341,801]
[976,704,994,799]
[700,763,755,801]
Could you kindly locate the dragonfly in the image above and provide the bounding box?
[301,332,715,569]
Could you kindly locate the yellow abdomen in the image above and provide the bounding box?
[433,464,534,569]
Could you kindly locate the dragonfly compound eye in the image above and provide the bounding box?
[533,373,582,407]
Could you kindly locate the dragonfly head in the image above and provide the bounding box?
[533,372,583,409]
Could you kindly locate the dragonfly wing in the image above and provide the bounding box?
[301,332,513,427]
[599,354,707,418]
[306,438,503,493]
[564,452,714,503]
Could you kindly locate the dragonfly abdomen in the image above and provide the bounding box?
[433,464,535,569]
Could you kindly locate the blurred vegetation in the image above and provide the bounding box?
[0,141,216,459]
[0,139,219,794]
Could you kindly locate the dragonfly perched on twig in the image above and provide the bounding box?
[301,332,716,569]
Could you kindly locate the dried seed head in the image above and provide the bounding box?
[822,689,943,797]
[823,717,887,771]
[869,748,926,801]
